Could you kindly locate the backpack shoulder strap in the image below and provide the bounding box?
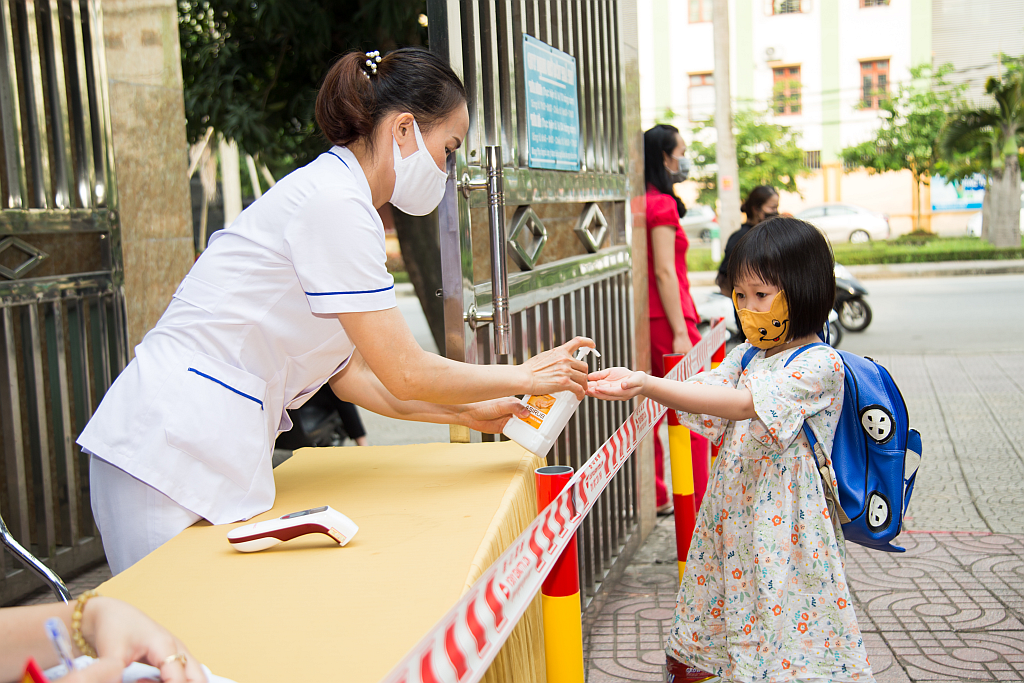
[740,345,760,371]
[783,342,828,367]
[782,342,828,455]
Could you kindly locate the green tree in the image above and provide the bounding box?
[940,56,1024,248]
[688,108,807,208]
[840,64,965,233]
[179,0,428,169]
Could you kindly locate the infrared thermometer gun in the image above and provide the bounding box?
[226,505,358,553]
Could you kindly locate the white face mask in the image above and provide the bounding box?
[390,119,448,216]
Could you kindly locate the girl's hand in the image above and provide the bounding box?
[522,337,595,400]
[586,368,647,401]
[458,398,530,434]
[671,331,693,355]
[82,597,207,683]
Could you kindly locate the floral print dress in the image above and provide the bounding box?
[667,343,875,683]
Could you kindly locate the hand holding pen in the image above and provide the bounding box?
[2,595,207,683]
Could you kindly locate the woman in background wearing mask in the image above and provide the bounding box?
[80,48,593,574]
[715,184,779,294]
[642,124,707,515]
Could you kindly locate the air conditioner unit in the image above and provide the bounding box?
[766,46,781,61]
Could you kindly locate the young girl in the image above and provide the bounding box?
[590,217,874,683]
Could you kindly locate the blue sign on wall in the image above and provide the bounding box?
[522,34,581,171]
[931,174,985,212]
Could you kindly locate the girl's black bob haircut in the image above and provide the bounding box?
[727,216,835,341]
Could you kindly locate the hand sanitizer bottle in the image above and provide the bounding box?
[501,347,600,456]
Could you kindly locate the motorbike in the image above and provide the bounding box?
[833,263,872,332]
[696,291,843,348]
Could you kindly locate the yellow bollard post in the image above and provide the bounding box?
[536,465,584,683]
[664,353,697,582]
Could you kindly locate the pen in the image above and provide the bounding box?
[44,617,77,675]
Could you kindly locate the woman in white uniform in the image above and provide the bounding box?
[79,48,593,575]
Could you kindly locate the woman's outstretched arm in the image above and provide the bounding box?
[338,307,593,404]
[329,350,531,434]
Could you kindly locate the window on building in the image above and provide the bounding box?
[860,0,889,7]
[773,66,801,115]
[688,72,715,121]
[773,0,803,14]
[804,150,821,170]
[689,0,712,22]
[860,59,889,109]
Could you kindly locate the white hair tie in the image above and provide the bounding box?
[362,50,382,79]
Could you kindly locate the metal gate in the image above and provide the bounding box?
[0,0,123,604]
[427,0,642,607]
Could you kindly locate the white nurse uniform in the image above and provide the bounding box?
[79,146,396,572]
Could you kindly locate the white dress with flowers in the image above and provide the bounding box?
[667,343,875,683]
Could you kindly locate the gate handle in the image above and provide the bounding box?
[0,512,72,603]
[458,146,511,355]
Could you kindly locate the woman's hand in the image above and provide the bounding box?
[586,368,648,401]
[521,337,595,400]
[671,330,693,355]
[82,597,207,683]
[457,398,530,434]
[59,657,128,682]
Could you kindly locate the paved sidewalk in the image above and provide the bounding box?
[584,351,1024,682]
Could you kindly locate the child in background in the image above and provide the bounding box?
[589,217,874,683]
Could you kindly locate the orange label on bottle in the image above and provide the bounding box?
[522,394,556,429]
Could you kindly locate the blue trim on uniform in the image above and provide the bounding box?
[305,284,395,297]
[187,368,264,410]
[328,150,351,169]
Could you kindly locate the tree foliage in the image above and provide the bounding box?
[939,56,1024,173]
[939,55,1024,247]
[840,64,967,231]
[688,108,807,207]
[841,64,965,181]
[178,0,427,171]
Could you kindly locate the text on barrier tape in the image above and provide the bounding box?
[379,320,730,683]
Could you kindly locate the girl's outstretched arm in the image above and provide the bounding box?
[588,368,756,421]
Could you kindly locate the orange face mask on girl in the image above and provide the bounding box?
[732,290,791,349]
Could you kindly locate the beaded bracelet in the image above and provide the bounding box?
[71,590,99,658]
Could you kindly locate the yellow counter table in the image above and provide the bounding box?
[99,442,548,683]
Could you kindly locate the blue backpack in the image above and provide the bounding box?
[741,343,922,552]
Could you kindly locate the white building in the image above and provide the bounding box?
[639,0,1024,235]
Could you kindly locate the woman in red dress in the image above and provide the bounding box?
[643,124,709,515]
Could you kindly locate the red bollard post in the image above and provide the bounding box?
[535,465,584,683]
[663,353,697,581]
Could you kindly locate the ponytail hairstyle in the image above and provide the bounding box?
[739,185,779,224]
[315,47,467,153]
[643,124,686,217]
[727,216,835,341]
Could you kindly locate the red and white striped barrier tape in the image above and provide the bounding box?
[379,320,730,683]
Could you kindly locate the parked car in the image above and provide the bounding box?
[794,203,890,243]
[680,204,716,242]
[965,196,1024,236]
